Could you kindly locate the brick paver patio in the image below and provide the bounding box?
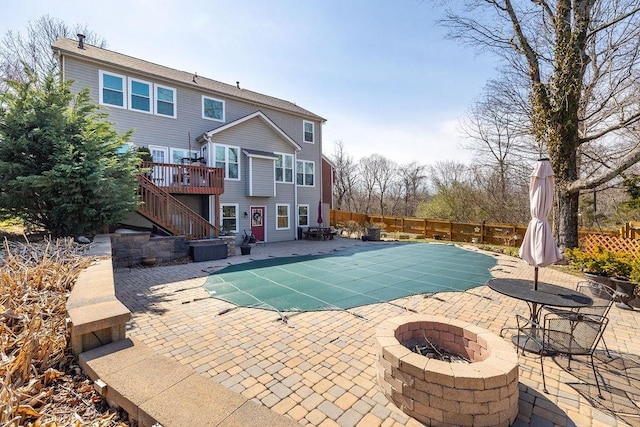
[114,237,640,426]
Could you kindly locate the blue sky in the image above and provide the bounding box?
[1,0,499,165]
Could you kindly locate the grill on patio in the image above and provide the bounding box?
[375,315,519,427]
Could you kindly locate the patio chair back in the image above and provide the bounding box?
[541,312,609,398]
[543,313,608,356]
[576,280,615,318]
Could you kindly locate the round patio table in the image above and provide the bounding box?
[487,278,593,352]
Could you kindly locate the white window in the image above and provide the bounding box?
[99,70,126,108]
[296,160,315,186]
[298,205,309,227]
[276,204,290,230]
[128,78,152,113]
[202,96,225,121]
[155,84,176,118]
[214,144,240,180]
[221,204,239,233]
[275,153,294,183]
[303,120,314,143]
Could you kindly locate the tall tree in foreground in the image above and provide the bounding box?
[0,15,106,88]
[0,71,139,237]
[442,1,640,248]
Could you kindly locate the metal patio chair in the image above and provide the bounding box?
[517,312,609,399]
[544,280,615,357]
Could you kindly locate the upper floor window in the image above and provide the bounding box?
[203,96,225,121]
[155,85,176,118]
[129,78,152,113]
[221,204,238,233]
[303,120,314,143]
[99,70,126,108]
[215,145,239,180]
[298,205,309,227]
[276,204,290,230]
[275,153,293,183]
[296,160,315,186]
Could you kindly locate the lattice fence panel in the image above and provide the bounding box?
[582,234,640,258]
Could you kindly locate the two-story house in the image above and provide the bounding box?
[52,36,326,243]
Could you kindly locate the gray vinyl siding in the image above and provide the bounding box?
[211,117,296,242]
[174,195,206,217]
[62,57,321,161]
[61,54,322,243]
[247,157,275,197]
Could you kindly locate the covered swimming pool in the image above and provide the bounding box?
[203,242,496,312]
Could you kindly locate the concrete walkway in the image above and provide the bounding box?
[114,237,640,427]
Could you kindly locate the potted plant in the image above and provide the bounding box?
[608,251,637,309]
[240,230,254,255]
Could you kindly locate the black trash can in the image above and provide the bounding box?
[368,227,381,241]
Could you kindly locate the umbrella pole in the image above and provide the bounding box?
[534,267,539,291]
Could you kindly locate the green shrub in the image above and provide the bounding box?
[565,246,633,278]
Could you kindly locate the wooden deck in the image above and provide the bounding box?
[142,161,224,195]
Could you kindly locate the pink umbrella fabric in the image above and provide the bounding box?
[317,201,323,226]
[519,159,562,289]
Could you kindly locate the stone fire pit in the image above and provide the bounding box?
[375,315,518,427]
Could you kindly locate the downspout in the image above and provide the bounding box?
[294,150,299,240]
[204,135,218,235]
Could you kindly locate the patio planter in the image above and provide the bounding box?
[610,277,636,310]
[240,245,251,255]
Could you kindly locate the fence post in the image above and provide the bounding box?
[424,218,427,238]
[481,221,485,244]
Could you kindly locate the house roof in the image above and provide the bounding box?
[242,149,279,159]
[52,38,326,123]
[198,111,302,152]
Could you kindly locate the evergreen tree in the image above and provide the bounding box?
[0,71,139,237]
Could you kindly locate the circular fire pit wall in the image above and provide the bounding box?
[375,315,518,427]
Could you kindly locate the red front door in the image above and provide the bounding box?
[250,207,265,242]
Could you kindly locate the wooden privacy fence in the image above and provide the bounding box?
[619,221,640,239]
[330,210,617,247]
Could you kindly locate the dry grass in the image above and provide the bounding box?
[1,237,129,426]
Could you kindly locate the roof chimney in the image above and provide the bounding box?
[77,34,85,49]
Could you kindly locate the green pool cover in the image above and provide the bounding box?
[203,242,496,312]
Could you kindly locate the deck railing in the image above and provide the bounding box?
[137,174,219,240]
[141,161,224,195]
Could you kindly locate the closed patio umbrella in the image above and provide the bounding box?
[317,201,323,226]
[519,158,562,290]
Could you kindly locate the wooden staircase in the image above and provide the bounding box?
[136,174,219,240]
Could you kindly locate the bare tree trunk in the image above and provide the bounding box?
[555,189,579,251]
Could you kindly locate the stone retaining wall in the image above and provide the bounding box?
[110,232,189,266]
[67,235,131,355]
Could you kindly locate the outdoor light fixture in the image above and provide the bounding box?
[244,212,248,217]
